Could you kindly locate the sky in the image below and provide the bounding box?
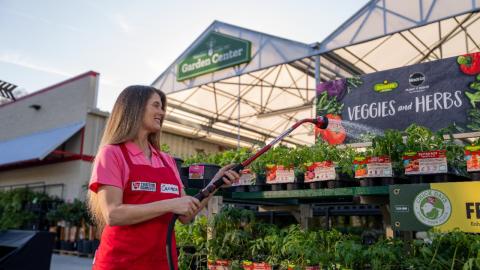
[0,0,369,112]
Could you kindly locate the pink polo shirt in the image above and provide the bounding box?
[89,141,184,193]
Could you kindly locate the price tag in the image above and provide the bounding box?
[233,168,256,186]
[266,165,295,184]
[403,150,447,175]
[465,146,480,172]
[304,161,336,182]
[355,156,392,178]
[189,165,205,179]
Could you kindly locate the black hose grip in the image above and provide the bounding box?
[211,163,244,188]
[193,163,244,202]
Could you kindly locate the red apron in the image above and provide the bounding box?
[93,144,180,270]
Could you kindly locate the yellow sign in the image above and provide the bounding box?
[430,182,480,232]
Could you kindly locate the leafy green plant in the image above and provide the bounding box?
[183,152,217,166]
[217,147,253,166]
[160,143,170,153]
[337,146,356,178]
[404,124,467,175]
[297,143,339,171]
[250,145,290,177]
[176,216,208,269]
[280,225,306,266]
[0,189,36,230]
[53,199,88,226]
[249,223,284,264]
[366,129,406,174]
[436,127,467,175]
[208,206,255,261]
[315,229,344,268]
[176,205,480,269]
[0,188,62,230]
[404,124,443,152]
[365,238,403,270]
[334,238,366,269]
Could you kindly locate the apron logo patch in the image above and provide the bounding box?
[161,184,179,195]
[131,181,156,192]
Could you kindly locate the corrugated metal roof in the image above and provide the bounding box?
[0,121,85,166]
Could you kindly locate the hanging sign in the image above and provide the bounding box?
[316,53,480,143]
[177,31,252,81]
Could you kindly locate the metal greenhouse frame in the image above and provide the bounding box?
[153,0,480,148]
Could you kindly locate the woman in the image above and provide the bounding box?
[87,85,240,270]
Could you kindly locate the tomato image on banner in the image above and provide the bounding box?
[315,114,346,145]
[316,77,362,145]
[457,52,480,76]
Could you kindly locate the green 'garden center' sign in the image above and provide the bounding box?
[176,32,252,81]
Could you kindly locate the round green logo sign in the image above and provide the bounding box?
[413,189,452,226]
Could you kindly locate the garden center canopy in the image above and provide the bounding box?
[153,0,480,148]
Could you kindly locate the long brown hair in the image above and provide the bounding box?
[87,85,167,231]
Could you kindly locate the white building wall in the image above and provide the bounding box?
[0,72,98,141]
[161,131,229,159]
[0,160,91,201]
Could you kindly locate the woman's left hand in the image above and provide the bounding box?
[210,164,241,188]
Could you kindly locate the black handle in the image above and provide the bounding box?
[193,163,244,202]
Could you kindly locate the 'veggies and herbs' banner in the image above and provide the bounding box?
[316,52,480,144]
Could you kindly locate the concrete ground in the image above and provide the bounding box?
[50,254,93,270]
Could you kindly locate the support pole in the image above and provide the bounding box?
[314,54,321,86]
[237,76,241,149]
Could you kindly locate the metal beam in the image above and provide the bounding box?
[256,102,313,118]
[321,51,365,75]
[213,81,314,91]
[165,115,264,145]
[416,13,474,63]
[342,47,378,72]
[167,102,303,145]
[453,17,480,52]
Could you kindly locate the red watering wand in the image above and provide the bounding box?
[166,116,329,270]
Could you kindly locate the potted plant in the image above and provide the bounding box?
[465,137,480,180]
[280,225,306,268]
[316,229,344,269]
[356,130,406,187]
[208,207,255,269]
[335,146,356,188]
[248,223,284,269]
[334,239,366,270]
[299,141,342,189]
[250,147,275,192]
[269,146,299,191]
[218,148,254,193]
[404,124,467,183]
[364,238,403,270]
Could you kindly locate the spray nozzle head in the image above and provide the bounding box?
[314,115,329,129]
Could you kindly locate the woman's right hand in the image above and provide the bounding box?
[170,196,201,216]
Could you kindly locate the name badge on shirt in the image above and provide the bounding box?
[131,181,157,192]
[160,184,179,195]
